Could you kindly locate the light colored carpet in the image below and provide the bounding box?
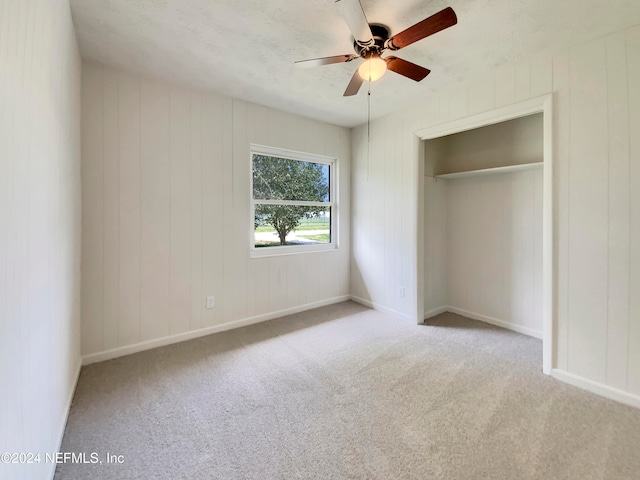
[56,301,640,479]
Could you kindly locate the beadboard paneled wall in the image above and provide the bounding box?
[351,25,640,402]
[0,1,81,479]
[80,60,351,361]
[350,111,415,319]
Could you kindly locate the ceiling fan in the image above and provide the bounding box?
[295,0,457,96]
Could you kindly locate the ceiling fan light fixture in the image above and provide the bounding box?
[358,56,387,81]
[295,2,457,96]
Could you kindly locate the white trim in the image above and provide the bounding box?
[250,242,337,257]
[48,358,82,479]
[415,93,554,375]
[415,95,552,140]
[541,94,554,375]
[414,135,425,324]
[253,199,330,207]
[434,162,543,180]
[82,295,350,365]
[551,369,640,410]
[350,295,414,323]
[251,143,336,165]
[423,306,448,319]
[443,306,543,339]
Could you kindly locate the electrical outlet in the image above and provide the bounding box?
[206,296,215,309]
[399,287,405,298]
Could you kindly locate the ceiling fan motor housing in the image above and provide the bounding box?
[353,24,390,58]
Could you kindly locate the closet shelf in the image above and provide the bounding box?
[434,162,543,180]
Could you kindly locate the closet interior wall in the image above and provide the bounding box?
[424,114,544,338]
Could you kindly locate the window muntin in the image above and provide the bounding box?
[250,145,336,256]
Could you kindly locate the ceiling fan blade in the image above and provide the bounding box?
[295,54,358,68]
[343,69,364,96]
[387,7,457,51]
[335,0,374,46]
[385,56,431,82]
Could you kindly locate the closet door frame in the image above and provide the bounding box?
[415,94,554,375]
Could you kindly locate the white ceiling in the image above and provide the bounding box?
[69,0,640,127]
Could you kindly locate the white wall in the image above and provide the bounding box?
[350,112,416,319]
[436,169,543,338]
[0,1,82,479]
[351,25,640,402]
[80,60,351,362]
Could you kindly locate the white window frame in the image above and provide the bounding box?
[250,144,338,258]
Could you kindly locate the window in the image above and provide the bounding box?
[250,144,336,257]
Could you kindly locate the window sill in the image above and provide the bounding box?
[250,243,338,258]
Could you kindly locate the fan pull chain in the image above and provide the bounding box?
[367,77,371,181]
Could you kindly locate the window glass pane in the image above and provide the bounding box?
[253,155,329,202]
[254,206,331,247]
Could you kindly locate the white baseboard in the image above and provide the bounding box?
[82,295,350,365]
[49,357,82,479]
[442,306,543,339]
[423,306,448,319]
[349,295,413,322]
[551,369,640,410]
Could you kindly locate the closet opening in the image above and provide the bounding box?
[415,95,553,374]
